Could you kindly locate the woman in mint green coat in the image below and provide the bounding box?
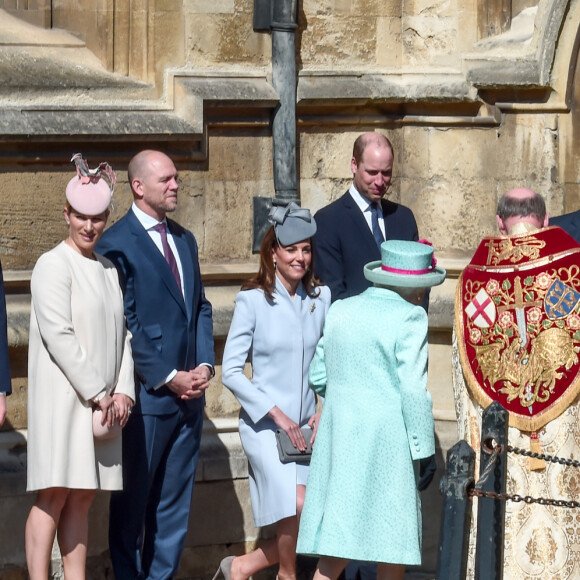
[297,240,446,580]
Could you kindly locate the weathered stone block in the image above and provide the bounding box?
[185,13,270,65]
[299,132,356,180]
[0,172,68,270]
[301,0,334,17]
[188,478,261,546]
[406,0,458,18]
[303,0,401,18]
[150,11,186,84]
[402,14,458,67]
[558,116,580,189]
[351,0,402,17]
[184,0,235,13]
[376,17,402,68]
[457,3,479,53]
[209,135,273,182]
[300,178,351,214]
[188,179,265,261]
[400,126,429,176]
[299,15,378,67]
[400,175,498,252]
[426,126,494,180]
[153,0,183,11]
[486,116,559,186]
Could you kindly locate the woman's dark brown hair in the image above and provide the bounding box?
[241,226,322,300]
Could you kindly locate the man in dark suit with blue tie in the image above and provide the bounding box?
[97,150,214,580]
[0,259,11,426]
[313,132,419,301]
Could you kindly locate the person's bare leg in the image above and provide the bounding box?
[296,484,305,522]
[276,482,309,580]
[57,489,96,580]
[276,514,299,580]
[229,539,279,580]
[25,487,69,580]
[231,485,306,580]
[376,563,405,580]
[312,556,349,580]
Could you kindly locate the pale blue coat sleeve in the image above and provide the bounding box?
[222,291,276,423]
[308,336,327,398]
[396,305,435,460]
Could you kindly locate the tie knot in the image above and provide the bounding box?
[153,222,167,235]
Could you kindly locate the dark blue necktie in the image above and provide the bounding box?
[370,203,384,249]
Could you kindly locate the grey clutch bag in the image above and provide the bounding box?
[275,427,313,465]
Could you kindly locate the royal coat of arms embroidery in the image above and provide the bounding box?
[456,226,580,432]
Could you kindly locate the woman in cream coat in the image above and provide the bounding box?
[218,204,330,580]
[25,156,135,580]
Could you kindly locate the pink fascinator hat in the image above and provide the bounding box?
[65,153,116,215]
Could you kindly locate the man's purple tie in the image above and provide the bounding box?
[154,222,181,290]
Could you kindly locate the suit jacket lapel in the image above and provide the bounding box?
[381,199,393,240]
[341,193,379,255]
[126,211,187,316]
[170,223,194,321]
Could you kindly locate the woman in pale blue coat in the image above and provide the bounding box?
[297,240,446,580]
[218,204,331,580]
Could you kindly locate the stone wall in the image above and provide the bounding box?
[2,0,580,577]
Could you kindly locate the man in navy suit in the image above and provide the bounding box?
[0,259,11,426]
[551,209,580,243]
[313,132,419,301]
[97,150,214,580]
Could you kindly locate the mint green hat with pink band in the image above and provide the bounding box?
[363,239,446,288]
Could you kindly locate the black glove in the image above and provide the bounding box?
[417,455,437,491]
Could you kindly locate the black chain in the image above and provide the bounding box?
[466,443,580,508]
[507,445,580,468]
[470,488,580,509]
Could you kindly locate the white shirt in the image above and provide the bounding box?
[131,203,184,297]
[349,185,386,239]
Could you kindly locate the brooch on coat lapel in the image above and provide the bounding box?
[310,303,316,313]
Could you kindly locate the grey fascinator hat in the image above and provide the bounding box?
[268,202,317,246]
